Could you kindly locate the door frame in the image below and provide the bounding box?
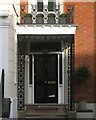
[25,51,65,104]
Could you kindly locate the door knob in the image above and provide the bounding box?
[45,81,47,83]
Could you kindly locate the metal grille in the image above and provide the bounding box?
[21,4,74,24]
[66,5,74,24]
[43,5,48,23]
[30,42,61,52]
[32,5,37,23]
[67,43,74,111]
[17,54,25,111]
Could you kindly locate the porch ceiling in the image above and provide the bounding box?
[17,34,74,43]
[16,24,77,35]
[17,35,74,54]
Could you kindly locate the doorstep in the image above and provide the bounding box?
[67,110,76,118]
[76,109,94,119]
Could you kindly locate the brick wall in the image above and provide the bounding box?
[69,2,95,102]
[20,0,28,23]
[65,2,95,102]
[94,2,96,102]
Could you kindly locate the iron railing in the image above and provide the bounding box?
[20,4,74,24]
[1,69,11,118]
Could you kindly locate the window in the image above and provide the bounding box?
[48,2,56,11]
[37,2,43,12]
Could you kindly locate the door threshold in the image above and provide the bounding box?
[25,103,66,106]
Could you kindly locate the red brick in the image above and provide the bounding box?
[20,0,28,23]
[74,2,94,102]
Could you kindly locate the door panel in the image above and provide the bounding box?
[34,55,45,103]
[47,54,58,103]
[34,54,58,103]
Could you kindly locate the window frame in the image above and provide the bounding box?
[48,2,56,12]
[37,2,43,12]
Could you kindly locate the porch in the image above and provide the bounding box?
[16,3,77,118]
[17,34,76,118]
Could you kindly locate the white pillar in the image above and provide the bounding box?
[43,0,48,6]
[58,54,60,103]
[64,48,68,104]
[62,51,64,104]
[25,55,29,104]
[0,21,9,117]
[58,52,64,104]
[32,54,34,104]
[0,22,2,118]
[2,26,9,97]
[0,23,2,83]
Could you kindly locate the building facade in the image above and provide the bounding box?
[0,1,20,118]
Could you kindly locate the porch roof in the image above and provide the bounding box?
[16,24,78,35]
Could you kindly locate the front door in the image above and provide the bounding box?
[34,54,58,103]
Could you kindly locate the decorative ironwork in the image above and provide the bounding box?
[31,5,37,23]
[66,5,74,24]
[67,42,75,111]
[67,44,72,111]
[43,5,48,23]
[55,5,59,24]
[71,43,75,111]
[20,5,26,23]
[17,54,25,111]
[21,4,74,24]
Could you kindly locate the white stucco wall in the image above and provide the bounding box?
[2,26,9,97]
[8,11,18,119]
[0,24,2,79]
[0,20,3,118]
[8,15,17,98]
[0,2,20,118]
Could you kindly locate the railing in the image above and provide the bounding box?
[1,69,11,118]
[0,70,2,118]
[20,4,74,24]
[64,4,74,24]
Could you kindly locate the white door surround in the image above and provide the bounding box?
[17,24,77,35]
[25,51,67,104]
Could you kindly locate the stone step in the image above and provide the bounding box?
[25,104,67,113]
[25,113,67,119]
[26,112,67,116]
[25,104,67,109]
[25,116,68,119]
[25,104,68,119]
[25,116,67,119]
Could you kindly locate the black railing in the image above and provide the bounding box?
[20,4,74,24]
[1,69,11,118]
[65,4,74,24]
[2,69,4,98]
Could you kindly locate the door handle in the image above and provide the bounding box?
[48,81,56,84]
[45,81,47,84]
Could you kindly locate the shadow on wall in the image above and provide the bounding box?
[74,54,94,103]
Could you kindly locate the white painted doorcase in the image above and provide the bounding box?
[25,50,68,104]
